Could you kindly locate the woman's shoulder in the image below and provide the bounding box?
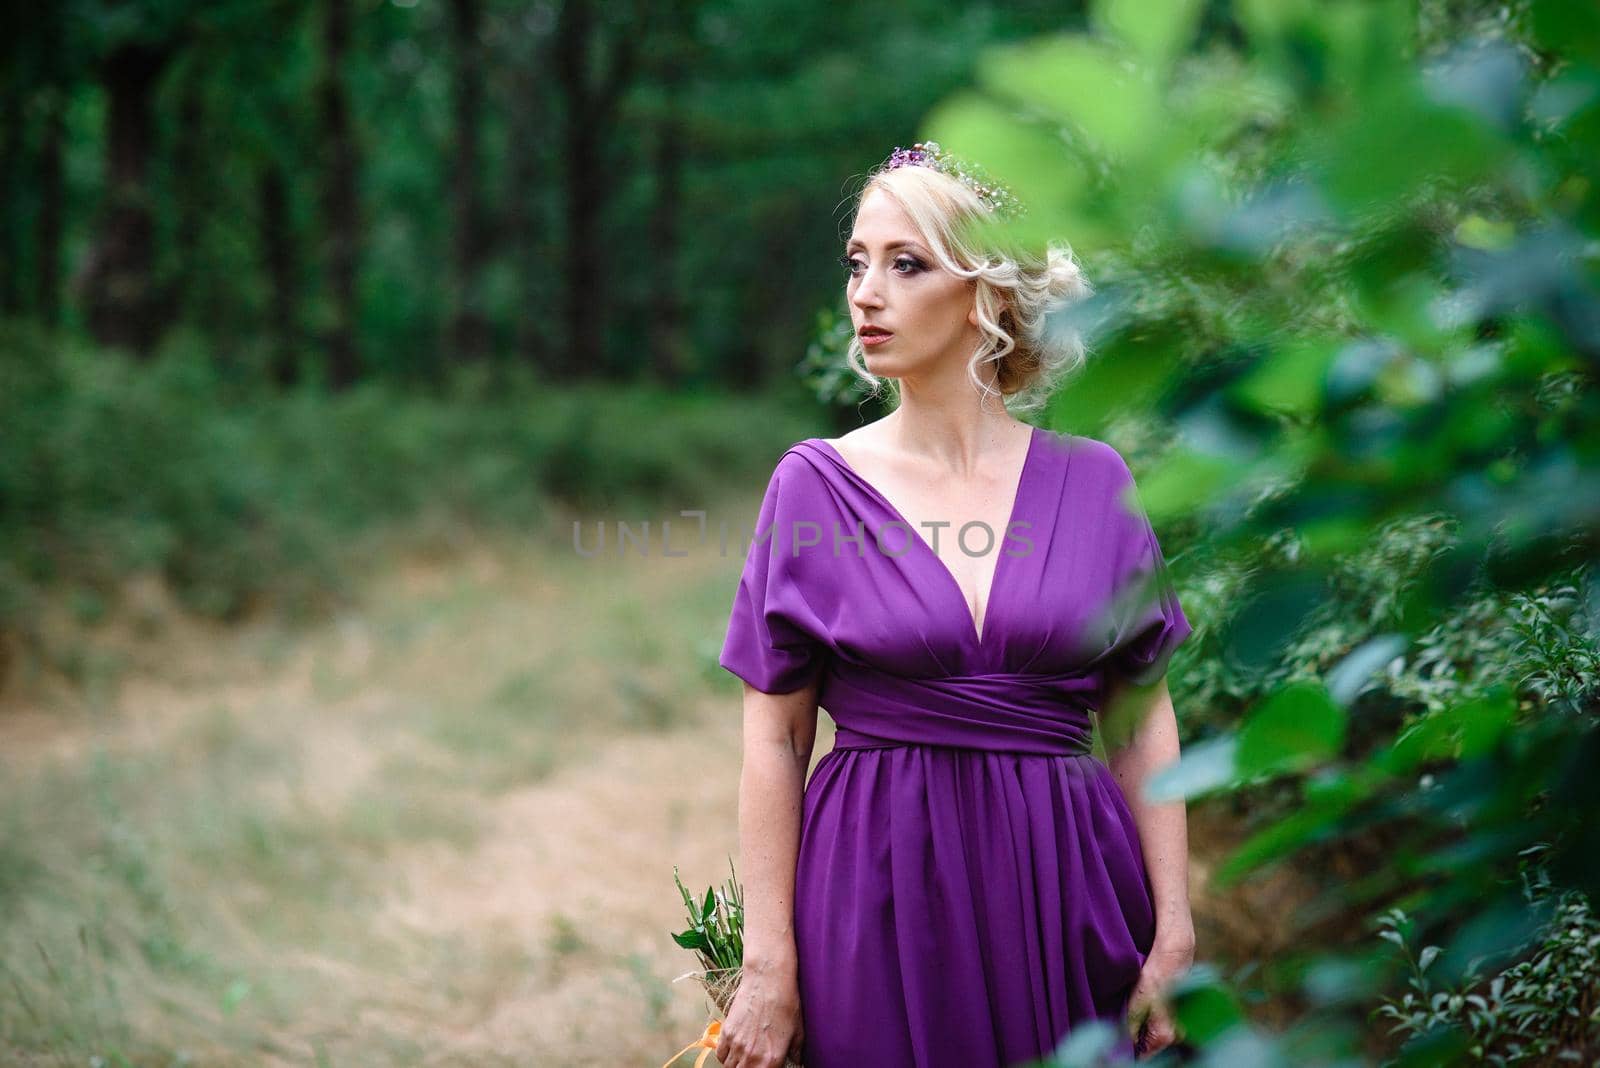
[744,438,836,501]
[1045,431,1136,484]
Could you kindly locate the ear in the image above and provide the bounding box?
[969,297,1005,329]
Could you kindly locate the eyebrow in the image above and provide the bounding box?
[845,238,928,254]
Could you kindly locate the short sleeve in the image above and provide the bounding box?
[718,453,830,695]
[1104,454,1193,687]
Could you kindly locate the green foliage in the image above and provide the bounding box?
[1374,862,1600,1062]
[912,0,1600,1059]
[669,857,748,1019]
[797,302,887,412]
[670,858,745,974]
[0,321,823,682]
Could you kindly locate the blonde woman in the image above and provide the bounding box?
[715,143,1195,1067]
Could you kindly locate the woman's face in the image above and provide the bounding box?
[843,189,980,378]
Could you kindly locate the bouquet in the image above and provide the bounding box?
[663,857,802,1068]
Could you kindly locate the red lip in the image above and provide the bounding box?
[859,324,893,337]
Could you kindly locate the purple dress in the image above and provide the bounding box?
[718,427,1193,1067]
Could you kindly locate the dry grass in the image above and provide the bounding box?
[0,501,783,1066]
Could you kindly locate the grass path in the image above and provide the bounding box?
[0,512,809,1066]
[0,509,1312,1066]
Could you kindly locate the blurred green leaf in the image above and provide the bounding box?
[922,92,1104,249]
[1091,0,1203,77]
[978,35,1161,161]
[1143,734,1239,803]
[1530,0,1600,65]
[1236,682,1346,777]
[1171,977,1245,1042]
[1231,339,1340,418]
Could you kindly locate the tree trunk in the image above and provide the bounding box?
[648,0,690,385]
[83,42,172,356]
[35,89,64,327]
[172,62,207,330]
[318,0,361,388]
[554,0,640,380]
[507,27,550,368]
[259,162,299,387]
[555,0,599,379]
[0,75,24,316]
[448,0,492,363]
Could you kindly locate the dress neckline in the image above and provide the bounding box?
[803,425,1043,650]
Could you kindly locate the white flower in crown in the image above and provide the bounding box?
[883,141,1027,221]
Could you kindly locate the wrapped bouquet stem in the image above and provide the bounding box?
[664,857,802,1068]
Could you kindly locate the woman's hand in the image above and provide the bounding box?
[1127,938,1194,1059]
[714,959,805,1067]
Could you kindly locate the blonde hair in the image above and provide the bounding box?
[842,162,1092,413]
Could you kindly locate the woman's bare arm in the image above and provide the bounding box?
[716,677,819,1067]
[738,677,820,973]
[1102,676,1196,957]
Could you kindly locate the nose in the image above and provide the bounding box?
[851,262,885,311]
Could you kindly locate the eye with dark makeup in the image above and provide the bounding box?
[838,253,927,277]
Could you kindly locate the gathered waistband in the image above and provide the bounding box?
[818,659,1102,758]
[827,724,1096,758]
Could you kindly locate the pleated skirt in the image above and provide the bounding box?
[792,743,1155,1067]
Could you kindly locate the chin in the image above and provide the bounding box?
[862,349,913,376]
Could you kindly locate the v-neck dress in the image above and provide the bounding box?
[717,427,1193,1067]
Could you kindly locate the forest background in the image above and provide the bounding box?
[2,0,1598,1064]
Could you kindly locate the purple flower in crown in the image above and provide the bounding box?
[881,140,1027,221]
[886,144,936,169]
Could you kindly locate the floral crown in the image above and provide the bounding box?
[882,141,1026,222]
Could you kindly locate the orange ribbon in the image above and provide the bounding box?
[662,1016,721,1067]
